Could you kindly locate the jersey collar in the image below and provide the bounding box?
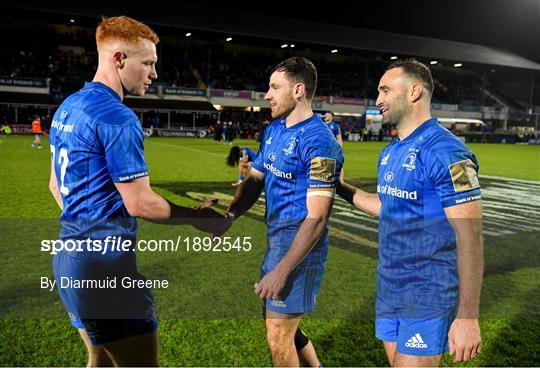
[84,82,121,102]
[281,113,317,130]
[398,117,438,143]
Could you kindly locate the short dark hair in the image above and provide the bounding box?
[271,57,317,100]
[386,58,434,96]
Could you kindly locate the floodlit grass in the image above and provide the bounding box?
[0,135,538,366]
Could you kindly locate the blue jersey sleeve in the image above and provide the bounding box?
[427,148,482,208]
[301,133,344,189]
[251,130,268,173]
[242,147,257,162]
[97,118,148,183]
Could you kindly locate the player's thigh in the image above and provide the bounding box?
[383,341,397,365]
[375,296,400,363]
[78,329,114,366]
[262,241,326,317]
[78,328,106,354]
[264,309,302,342]
[395,303,455,357]
[103,329,159,367]
[393,351,441,367]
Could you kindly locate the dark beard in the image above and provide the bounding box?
[272,99,296,119]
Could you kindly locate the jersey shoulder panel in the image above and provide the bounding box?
[68,87,139,127]
[420,125,479,171]
[301,118,336,143]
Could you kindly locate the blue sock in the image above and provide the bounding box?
[239,176,244,181]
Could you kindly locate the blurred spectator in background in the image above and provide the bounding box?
[31,115,43,149]
[214,120,223,143]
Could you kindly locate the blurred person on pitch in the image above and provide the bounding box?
[226,145,258,187]
[323,111,345,180]
[323,112,343,146]
[31,115,43,149]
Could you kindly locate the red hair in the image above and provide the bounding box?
[96,16,159,47]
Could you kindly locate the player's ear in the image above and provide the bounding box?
[294,83,305,100]
[410,83,423,103]
[113,51,126,69]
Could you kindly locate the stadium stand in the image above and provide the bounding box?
[1,18,531,106]
[0,5,538,143]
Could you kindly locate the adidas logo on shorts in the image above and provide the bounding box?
[405,333,428,349]
[270,299,287,308]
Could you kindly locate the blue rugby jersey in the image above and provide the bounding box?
[252,114,344,238]
[241,147,257,162]
[49,82,148,257]
[326,121,341,138]
[376,118,481,307]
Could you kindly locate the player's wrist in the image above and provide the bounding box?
[274,262,293,277]
[225,211,237,221]
[168,200,194,218]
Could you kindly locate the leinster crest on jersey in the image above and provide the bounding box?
[282,136,297,156]
[402,152,417,171]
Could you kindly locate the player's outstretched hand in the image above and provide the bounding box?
[448,318,482,362]
[192,198,232,236]
[193,198,219,210]
[192,207,232,237]
[255,270,287,300]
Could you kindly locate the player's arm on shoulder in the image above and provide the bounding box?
[227,167,264,219]
[337,180,380,216]
[49,159,63,210]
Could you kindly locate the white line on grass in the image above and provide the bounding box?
[483,201,540,216]
[483,218,538,232]
[329,217,379,233]
[481,174,540,185]
[483,209,540,223]
[489,182,540,191]
[481,189,540,207]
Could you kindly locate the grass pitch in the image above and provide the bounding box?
[0,135,539,366]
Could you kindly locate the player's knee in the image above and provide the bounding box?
[86,347,112,367]
[266,333,294,365]
[266,324,294,353]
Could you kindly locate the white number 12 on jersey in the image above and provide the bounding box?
[50,145,70,195]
